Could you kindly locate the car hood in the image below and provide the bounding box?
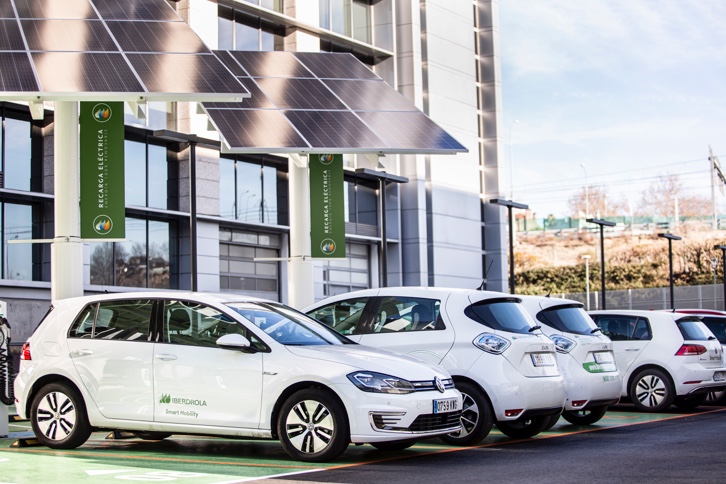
[284,344,449,380]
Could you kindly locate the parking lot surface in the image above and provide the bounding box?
[2,405,724,484]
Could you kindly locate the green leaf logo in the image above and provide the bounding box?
[159,394,171,404]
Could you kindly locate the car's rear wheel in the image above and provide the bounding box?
[439,382,493,446]
[673,394,708,410]
[131,431,173,440]
[370,439,417,451]
[496,415,550,439]
[277,388,349,462]
[31,382,92,449]
[629,368,675,412]
[562,405,608,425]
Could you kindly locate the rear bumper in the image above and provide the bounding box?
[559,354,622,410]
[672,364,726,396]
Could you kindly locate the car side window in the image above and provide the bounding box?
[163,300,265,350]
[370,297,443,334]
[592,315,648,341]
[69,300,154,341]
[306,298,368,335]
[632,318,652,340]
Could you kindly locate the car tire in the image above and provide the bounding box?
[439,382,493,446]
[277,388,350,462]
[629,368,675,412]
[673,394,708,410]
[562,405,608,425]
[543,413,560,430]
[31,382,92,449]
[496,415,550,439]
[131,431,173,440]
[370,439,417,451]
[705,389,726,405]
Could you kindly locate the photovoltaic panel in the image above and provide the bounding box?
[32,52,144,92]
[21,19,118,52]
[14,0,99,20]
[126,53,249,96]
[0,52,38,91]
[255,77,347,110]
[0,2,15,19]
[225,50,313,78]
[324,79,419,112]
[211,50,247,77]
[92,0,182,22]
[294,52,379,80]
[204,78,274,109]
[205,108,309,150]
[356,111,467,152]
[106,21,209,54]
[0,19,25,50]
[284,110,387,150]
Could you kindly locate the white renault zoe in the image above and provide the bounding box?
[305,287,566,444]
[518,296,620,426]
[14,292,461,462]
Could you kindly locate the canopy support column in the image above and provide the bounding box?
[288,156,314,309]
[51,101,84,301]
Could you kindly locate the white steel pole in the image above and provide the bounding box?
[51,101,84,301]
[287,156,314,309]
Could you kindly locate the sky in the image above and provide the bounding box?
[498,0,726,219]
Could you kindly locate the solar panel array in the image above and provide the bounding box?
[0,0,249,100]
[205,50,467,154]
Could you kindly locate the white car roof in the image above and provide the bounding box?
[52,291,273,308]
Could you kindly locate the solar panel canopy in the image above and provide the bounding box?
[205,50,468,155]
[0,0,249,101]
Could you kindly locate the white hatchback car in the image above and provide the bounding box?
[589,310,726,412]
[14,292,462,462]
[304,287,566,443]
[518,296,620,426]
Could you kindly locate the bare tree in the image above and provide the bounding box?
[637,174,710,217]
[568,185,625,218]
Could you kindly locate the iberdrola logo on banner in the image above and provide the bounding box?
[310,154,345,258]
[79,102,125,239]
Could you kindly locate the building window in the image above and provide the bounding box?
[218,6,285,51]
[1,106,40,192]
[320,0,372,44]
[219,228,280,299]
[320,242,370,297]
[345,178,378,227]
[220,157,281,225]
[89,217,177,289]
[123,102,169,131]
[125,138,172,210]
[238,0,284,13]
[1,202,41,281]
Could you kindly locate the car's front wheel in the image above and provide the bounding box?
[562,405,608,425]
[705,389,726,405]
[31,382,92,449]
[496,415,550,439]
[629,368,675,412]
[277,388,350,462]
[439,382,493,446]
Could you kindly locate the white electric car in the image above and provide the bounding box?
[518,296,620,426]
[14,292,462,462]
[305,287,566,443]
[589,310,726,412]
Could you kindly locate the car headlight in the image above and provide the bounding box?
[550,334,576,353]
[473,333,510,354]
[347,371,416,394]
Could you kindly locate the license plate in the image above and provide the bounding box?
[714,371,726,382]
[594,351,614,364]
[433,397,458,414]
[531,353,555,367]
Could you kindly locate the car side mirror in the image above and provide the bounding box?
[216,333,256,353]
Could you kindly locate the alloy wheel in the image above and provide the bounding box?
[35,391,77,442]
[285,399,335,454]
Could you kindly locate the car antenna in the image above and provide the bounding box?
[545,290,551,298]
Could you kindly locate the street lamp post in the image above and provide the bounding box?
[581,254,591,310]
[659,233,682,310]
[491,198,529,294]
[587,218,615,309]
[713,244,726,310]
[712,257,718,310]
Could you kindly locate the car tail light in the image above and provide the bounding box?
[20,342,31,360]
[505,409,523,417]
[675,344,706,356]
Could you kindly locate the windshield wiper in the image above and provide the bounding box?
[591,327,602,334]
[529,325,542,332]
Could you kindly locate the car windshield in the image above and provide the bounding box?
[698,316,726,345]
[676,317,715,342]
[465,298,537,334]
[225,301,353,346]
[537,305,598,335]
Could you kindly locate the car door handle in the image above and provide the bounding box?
[625,348,640,352]
[70,349,93,357]
[155,354,178,361]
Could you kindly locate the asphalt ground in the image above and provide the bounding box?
[1,404,724,484]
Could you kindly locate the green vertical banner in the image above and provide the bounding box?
[310,154,346,258]
[80,102,125,239]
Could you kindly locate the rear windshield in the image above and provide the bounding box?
[537,305,598,335]
[699,317,726,344]
[677,318,714,342]
[465,298,536,334]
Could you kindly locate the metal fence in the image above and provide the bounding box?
[559,284,725,311]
